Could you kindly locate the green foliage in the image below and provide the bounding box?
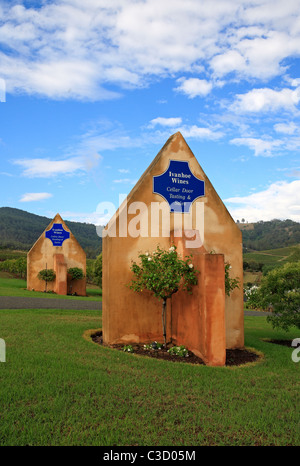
[241,219,300,251]
[93,254,102,288]
[225,263,240,296]
[0,257,27,279]
[167,345,189,357]
[68,267,85,281]
[249,262,300,331]
[143,341,163,351]
[38,269,56,282]
[129,245,197,301]
[123,345,134,353]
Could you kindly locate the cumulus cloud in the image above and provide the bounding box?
[14,157,86,177]
[224,180,300,222]
[148,117,182,128]
[230,137,283,156]
[20,192,53,202]
[274,122,298,134]
[231,87,300,113]
[1,1,300,99]
[174,77,213,98]
[179,125,223,140]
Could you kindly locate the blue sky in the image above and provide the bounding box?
[0,0,300,225]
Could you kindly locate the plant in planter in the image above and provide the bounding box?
[67,267,85,295]
[37,268,56,292]
[128,245,198,347]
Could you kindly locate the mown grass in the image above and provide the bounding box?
[0,275,101,301]
[0,310,299,446]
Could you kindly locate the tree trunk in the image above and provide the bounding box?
[162,298,167,347]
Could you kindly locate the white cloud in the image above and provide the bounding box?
[274,122,298,134]
[230,137,283,156]
[149,117,182,128]
[19,192,53,202]
[179,125,223,140]
[113,178,134,184]
[224,180,300,222]
[56,210,108,226]
[174,77,213,98]
[118,168,130,173]
[14,157,86,177]
[231,87,300,113]
[1,1,300,99]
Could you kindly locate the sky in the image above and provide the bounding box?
[0,0,300,226]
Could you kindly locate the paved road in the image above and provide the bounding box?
[0,296,102,310]
[244,310,271,316]
[0,296,269,315]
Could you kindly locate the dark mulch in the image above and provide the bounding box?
[91,331,259,367]
[267,339,294,347]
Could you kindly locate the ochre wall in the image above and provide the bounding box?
[27,214,86,296]
[102,132,244,355]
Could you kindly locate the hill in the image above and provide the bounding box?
[0,207,101,258]
[238,219,300,251]
[0,208,299,259]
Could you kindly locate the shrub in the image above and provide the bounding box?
[254,262,300,331]
[37,269,56,282]
[67,267,85,281]
[168,345,189,357]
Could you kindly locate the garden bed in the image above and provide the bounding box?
[267,339,294,347]
[91,331,259,366]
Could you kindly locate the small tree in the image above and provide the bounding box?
[260,262,300,332]
[128,245,198,346]
[68,267,85,294]
[37,268,56,292]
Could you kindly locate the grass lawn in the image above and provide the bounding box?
[244,245,298,266]
[0,309,299,446]
[0,274,102,301]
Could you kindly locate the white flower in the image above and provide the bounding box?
[145,252,149,256]
[189,263,193,269]
[169,246,175,252]
[148,257,152,261]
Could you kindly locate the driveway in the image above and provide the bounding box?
[0,296,268,315]
[0,296,102,310]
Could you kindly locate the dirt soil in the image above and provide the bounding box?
[91,331,259,366]
[267,339,294,347]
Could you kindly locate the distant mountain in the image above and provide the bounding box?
[238,219,300,251]
[0,207,101,258]
[0,208,299,257]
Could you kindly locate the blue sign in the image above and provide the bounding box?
[153,160,205,213]
[45,223,70,246]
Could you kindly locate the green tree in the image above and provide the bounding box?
[67,267,85,295]
[128,245,198,346]
[67,267,85,281]
[258,262,300,331]
[93,254,102,288]
[37,268,56,292]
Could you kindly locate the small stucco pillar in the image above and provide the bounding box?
[53,254,67,296]
[171,230,226,366]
